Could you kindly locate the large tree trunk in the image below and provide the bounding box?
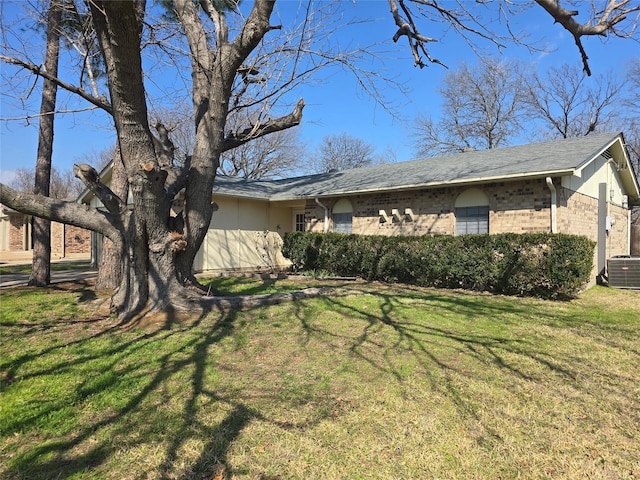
[2,0,305,323]
[28,0,62,287]
[89,0,174,318]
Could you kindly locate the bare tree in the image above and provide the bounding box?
[412,58,525,156]
[220,121,305,179]
[389,0,640,75]
[28,0,63,287]
[10,166,84,199]
[622,59,640,181]
[1,0,390,321]
[310,132,377,173]
[523,63,624,140]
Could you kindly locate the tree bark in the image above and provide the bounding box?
[29,0,62,287]
[2,0,305,322]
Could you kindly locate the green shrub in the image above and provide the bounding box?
[282,232,595,299]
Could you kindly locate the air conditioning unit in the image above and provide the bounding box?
[607,256,640,289]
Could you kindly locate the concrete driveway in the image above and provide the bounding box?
[0,252,95,289]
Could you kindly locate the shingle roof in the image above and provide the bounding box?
[213,132,629,201]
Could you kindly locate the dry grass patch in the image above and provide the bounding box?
[1,279,639,479]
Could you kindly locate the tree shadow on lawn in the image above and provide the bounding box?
[1,295,344,480]
[291,284,583,405]
[1,281,635,479]
[296,284,576,374]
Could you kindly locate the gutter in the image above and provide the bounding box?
[546,177,557,233]
[315,197,329,233]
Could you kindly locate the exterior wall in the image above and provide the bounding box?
[305,178,554,237]
[489,179,551,234]
[558,185,631,282]
[558,187,599,242]
[51,222,91,257]
[303,177,636,284]
[563,153,628,206]
[0,210,90,256]
[0,215,8,251]
[8,214,28,250]
[194,196,293,272]
[606,203,630,258]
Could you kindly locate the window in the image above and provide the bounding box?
[455,188,490,235]
[332,198,353,234]
[455,206,489,235]
[332,213,352,233]
[294,212,306,232]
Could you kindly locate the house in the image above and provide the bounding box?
[82,132,639,282]
[0,204,91,258]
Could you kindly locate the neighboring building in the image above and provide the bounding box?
[0,205,91,258]
[81,132,640,282]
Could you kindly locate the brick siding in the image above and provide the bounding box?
[303,178,631,284]
[306,178,555,237]
[8,215,26,250]
[3,213,90,256]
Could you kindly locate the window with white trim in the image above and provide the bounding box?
[455,188,490,235]
[294,212,306,232]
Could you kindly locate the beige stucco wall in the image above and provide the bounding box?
[562,153,628,206]
[194,196,294,272]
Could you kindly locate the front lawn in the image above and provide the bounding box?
[1,279,638,479]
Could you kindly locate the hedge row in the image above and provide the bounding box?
[282,232,596,299]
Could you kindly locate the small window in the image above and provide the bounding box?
[294,212,306,232]
[332,199,353,234]
[455,206,489,235]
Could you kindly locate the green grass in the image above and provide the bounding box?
[1,278,639,479]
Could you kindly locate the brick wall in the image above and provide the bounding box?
[2,213,90,255]
[63,224,91,254]
[305,178,555,237]
[303,179,633,285]
[489,179,551,234]
[606,204,630,258]
[8,214,26,250]
[51,222,91,256]
[558,187,629,256]
[558,187,598,241]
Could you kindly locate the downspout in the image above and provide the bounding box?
[546,177,557,234]
[315,197,329,233]
[628,208,631,255]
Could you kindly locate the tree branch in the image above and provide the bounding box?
[73,163,127,216]
[388,0,439,68]
[222,98,304,151]
[534,0,640,76]
[0,55,113,114]
[0,183,118,239]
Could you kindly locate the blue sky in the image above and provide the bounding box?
[1,0,638,184]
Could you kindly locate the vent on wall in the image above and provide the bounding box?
[607,256,640,289]
[602,149,613,160]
